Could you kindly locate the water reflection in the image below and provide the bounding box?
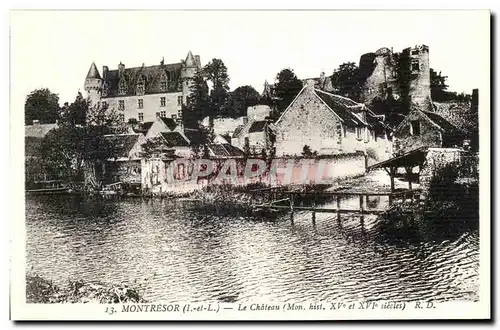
[26,195,479,303]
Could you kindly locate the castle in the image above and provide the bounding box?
[359,45,431,110]
[84,51,201,126]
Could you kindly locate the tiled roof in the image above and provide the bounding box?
[101,134,141,158]
[102,62,183,97]
[159,132,190,147]
[209,143,244,157]
[159,117,177,131]
[248,120,267,133]
[314,89,365,127]
[422,110,463,135]
[25,123,58,138]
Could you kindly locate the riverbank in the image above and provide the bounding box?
[26,274,147,303]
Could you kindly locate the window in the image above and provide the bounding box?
[411,49,419,55]
[118,79,127,95]
[119,114,125,122]
[177,96,183,106]
[161,81,167,90]
[160,97,166,107]
[102,101,108,109]
[172,114,177,119]
[118,100,125,110]
[411,61,419,71]
[410,120,420,136]
[160,111,166,118]
[138,99,143,109]
[138,113,144,122]
[136,78,145,95]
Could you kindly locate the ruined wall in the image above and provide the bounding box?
[360,48,399,105]
[104,160,142,184]
[406,45,431,110]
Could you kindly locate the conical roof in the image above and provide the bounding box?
[185,51,196,67]
[86,62,101,79]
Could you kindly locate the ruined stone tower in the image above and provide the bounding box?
[404,45,431,110]
[84,62,103,106]
[359,44,431,111]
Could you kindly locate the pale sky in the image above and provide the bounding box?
[10,10,489,106]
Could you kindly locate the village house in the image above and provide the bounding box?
[143,115,180,139]
[273,79,392,160]
[231,105,275,154]
[84,51,201,126]
[392,107,467,155]
[96,133,147,187]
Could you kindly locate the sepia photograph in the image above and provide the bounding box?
[9,9,491,321]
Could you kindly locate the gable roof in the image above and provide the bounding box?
[25,123,58,138]
[159,117,178,131]
[248,120,267,133]
[313,89,366,127]
[101,134,142,158]
[421,110,463,134]
[132,121,154,135]
[159,131,190,147]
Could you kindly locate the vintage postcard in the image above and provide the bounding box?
[10,9,490,321]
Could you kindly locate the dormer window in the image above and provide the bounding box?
[160,72,168,91]
[136,76,145,95]
[118,78,127,96]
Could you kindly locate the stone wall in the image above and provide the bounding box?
[141,153,367,195]
[103,160,142,184]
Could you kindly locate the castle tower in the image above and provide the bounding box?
[180,51,200,103]
[84,62,103,106]
[405,45,431,110]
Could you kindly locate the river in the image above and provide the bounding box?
[25,194,479,303]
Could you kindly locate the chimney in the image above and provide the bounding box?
[471,88,479,112]
[32,119,40,126]
[156,112,161,119]
[118,62,125,78]
[102,66,109,79]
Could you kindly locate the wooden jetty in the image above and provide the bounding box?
[249,186,422,225]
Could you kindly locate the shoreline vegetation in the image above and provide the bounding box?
[26,274,148,304]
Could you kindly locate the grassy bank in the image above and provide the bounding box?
[26,274,147,304]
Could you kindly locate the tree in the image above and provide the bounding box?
[25,88,61,125]
[203,58,231,118]
[273,68,303,115]
[60,92,87,126]
[39,95,127,190]
[230,85,261,118]
[330,62,362,101]
[184,69,210,129]
[430,69,450,102]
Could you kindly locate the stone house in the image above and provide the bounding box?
[273,79,392,160]
[230,105,274,154]
[393,108,466,155]
[84,51,201,126]
[97,133,147,185]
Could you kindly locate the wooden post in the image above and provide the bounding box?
[290,192,294,222]
[312,194,316,224]
[336,195,341,224]
[405,166,413,190]
[360,194,365,234]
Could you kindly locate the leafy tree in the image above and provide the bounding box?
[430,69,450,102]
[60,92,87,126]
[330,62,362,101]
[273,68,303,115]
[184,69,210,129]
[39,95,127,190]
[25,88,61,125]
[230,85,261,118]
[203,58,231,118]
